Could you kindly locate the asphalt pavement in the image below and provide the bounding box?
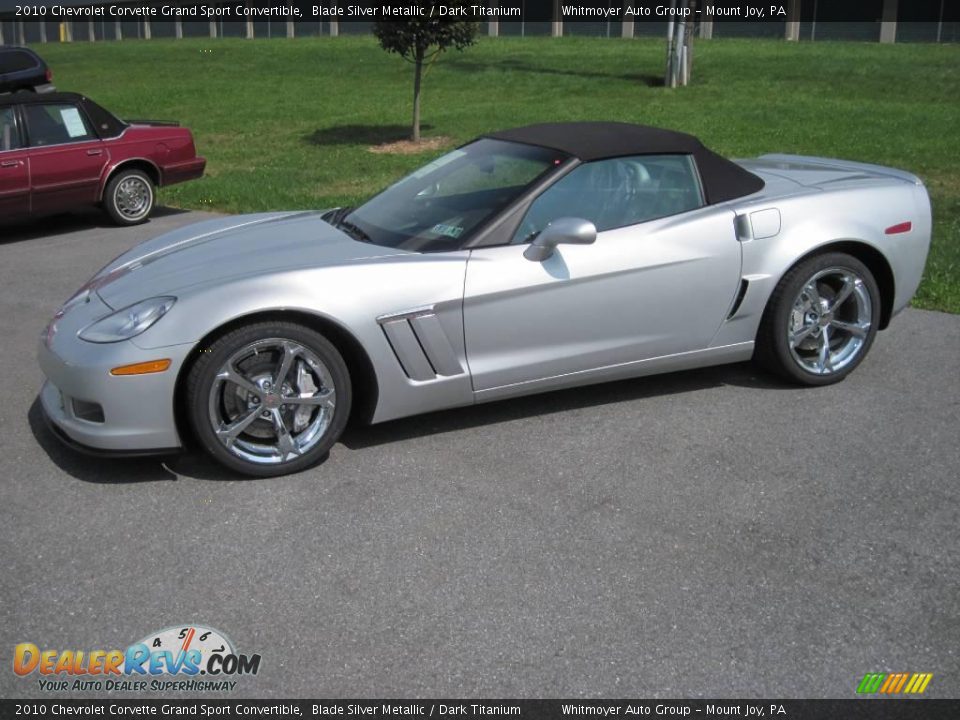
[1,209,958,699]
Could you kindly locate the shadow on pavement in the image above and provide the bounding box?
[28,398,291,484]
[0,206,190,246]
[29,362,797,484]
[28,399,182,484]
[340,361,794,450]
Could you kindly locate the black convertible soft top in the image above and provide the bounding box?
[486,122,764,204]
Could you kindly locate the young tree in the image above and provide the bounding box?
[374,5,478,142]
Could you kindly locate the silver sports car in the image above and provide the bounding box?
[38,122,931,477]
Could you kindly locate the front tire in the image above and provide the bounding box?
[104,169,155,226]
[756,252,881,386]
[186,322,352,477]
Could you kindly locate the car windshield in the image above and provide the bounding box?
[330,139,567,252]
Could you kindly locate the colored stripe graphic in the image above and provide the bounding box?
[857,673,932,694]
[912,674,933,694]
[857,673,885,694]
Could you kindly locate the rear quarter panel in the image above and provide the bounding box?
[98,126,200,194]
[711,179,930,347]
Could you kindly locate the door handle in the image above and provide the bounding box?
[86,149,103,156]
[0,160,21,168]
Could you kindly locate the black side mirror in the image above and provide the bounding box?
[523,217,597,262]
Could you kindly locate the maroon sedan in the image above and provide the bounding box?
[0,91,205,226]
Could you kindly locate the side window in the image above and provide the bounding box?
[513,154,704,243]
[0,107,21,151]
[23,104,96,147]
[1,50,39,72]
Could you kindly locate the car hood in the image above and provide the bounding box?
[91,211,409,309]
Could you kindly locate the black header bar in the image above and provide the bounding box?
[2,699,960,720]
[1,1,958,24]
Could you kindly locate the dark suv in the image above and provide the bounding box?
[0,47,54,94]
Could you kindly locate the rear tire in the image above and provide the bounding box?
[755,252,881,386]
[186,322,352,477]
[104,169,155,226]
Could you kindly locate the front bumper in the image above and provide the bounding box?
[41,398,180,458]
[38,333,192,454]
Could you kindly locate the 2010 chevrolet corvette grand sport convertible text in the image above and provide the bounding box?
[38,122,931,477]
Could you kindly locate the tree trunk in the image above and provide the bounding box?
[412,50,424,143]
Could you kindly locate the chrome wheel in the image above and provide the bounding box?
[114,176,152,220]
[207,338,336,466]
[787,267,872,376]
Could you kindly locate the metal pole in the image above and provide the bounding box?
[665,0,676,87]
[785,0,799,41]
[551,0,562,37]
[812,0,818,41]
[674,15,685,87]
[937,0,944,43]
[879,0,898,43]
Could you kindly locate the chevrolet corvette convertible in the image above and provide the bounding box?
[38,122,931,476]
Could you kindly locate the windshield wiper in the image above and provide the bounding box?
[336,218,372,244]
[322,207,371,243]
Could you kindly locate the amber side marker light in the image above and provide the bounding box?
[110,359,172,376]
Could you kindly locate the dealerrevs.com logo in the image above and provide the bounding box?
[13,625,261,692]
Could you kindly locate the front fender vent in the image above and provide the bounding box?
[378,309,464,382]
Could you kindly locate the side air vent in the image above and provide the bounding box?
[727,279,749,319]
[378,309,464,382]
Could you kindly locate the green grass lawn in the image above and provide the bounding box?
[38,36,960,312]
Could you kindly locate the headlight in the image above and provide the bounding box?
[79,297,176,344]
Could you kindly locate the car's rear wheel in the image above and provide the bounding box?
[186,322,352,477]
[104,169,155,226]
[756,252,881,386]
